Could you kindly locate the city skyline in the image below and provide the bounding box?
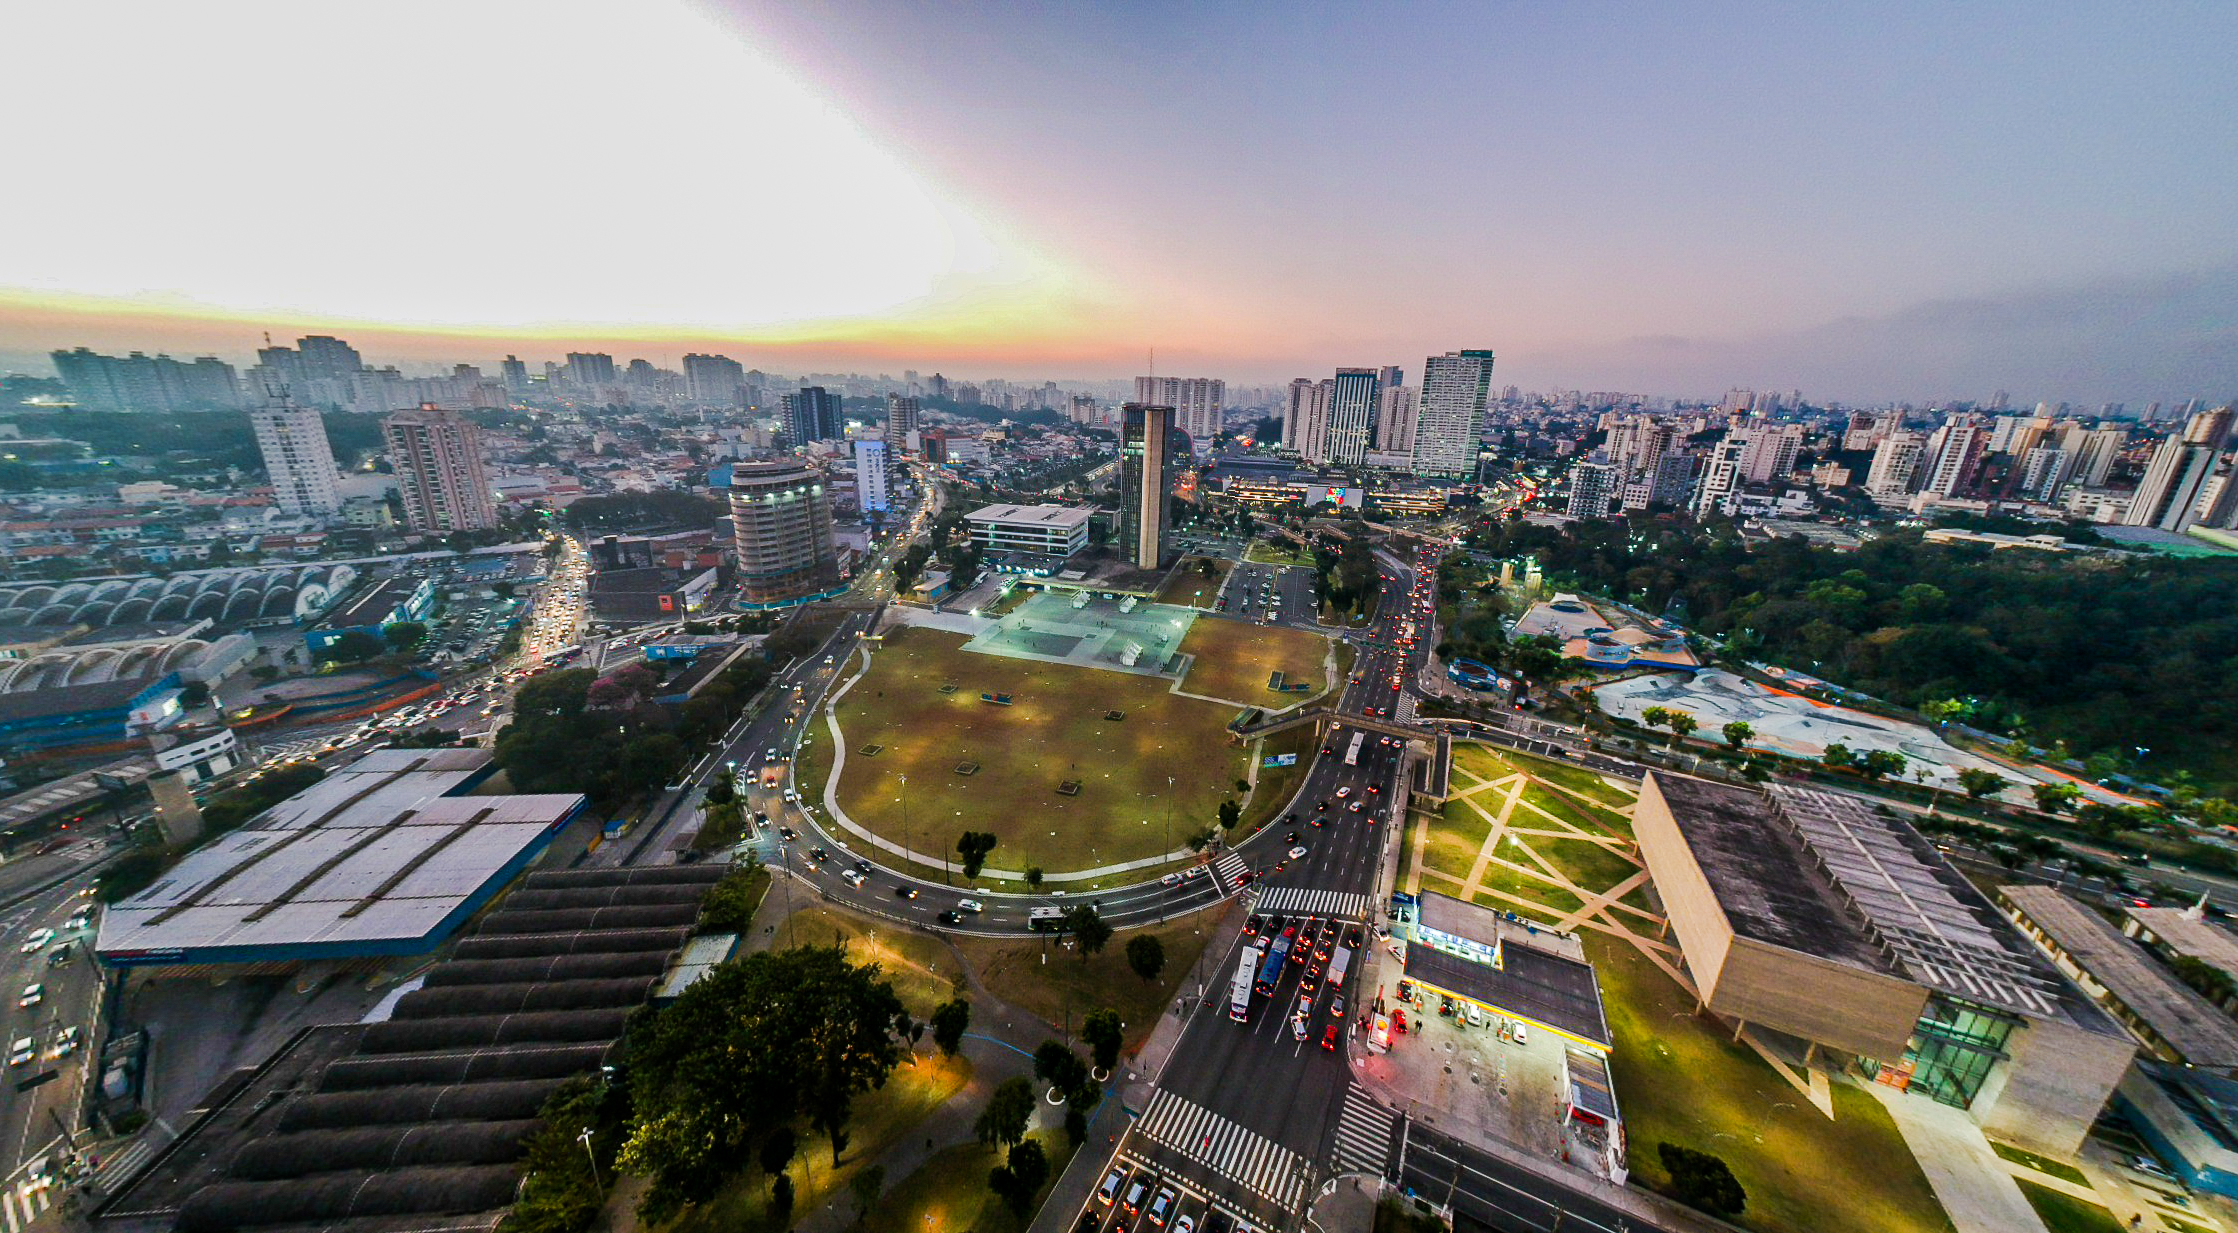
[2,2,2235,404]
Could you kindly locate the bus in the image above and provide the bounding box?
[1027,907,1065,932]
[1253,931,1291,996]
[1228,951,1256,1021]
[1344,732,1366,767]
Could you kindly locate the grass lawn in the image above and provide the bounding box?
[1414,799,1493,888]
[2013,1179,2124,1233]
[1157,558,1233,609]
[857,1128,1078,1233]
[1175,618,1331,707]
[1244,541,1309,565]
[957,917,1215,1050]
[1452,744,1636,831]
[1241,725,1317,833]
[1589,933,1953,1233]
[1988,1141,2089,1186]
[667,1049,973,1233]
[830,626,1250,874]
[774,904,964,1019]
[1531,836,1639,894]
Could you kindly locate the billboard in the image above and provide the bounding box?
[1260,753,1299,768]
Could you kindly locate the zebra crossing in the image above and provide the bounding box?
[1134,1088,1308,1214]
[1211,851,1248,889]
[1253,886,1370,920]
[1331,1084,1399,1178]
[2,1179,52,1233]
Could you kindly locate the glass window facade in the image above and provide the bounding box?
[1900,994,2021,1109]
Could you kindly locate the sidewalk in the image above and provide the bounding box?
[1865,1085,2048,1233]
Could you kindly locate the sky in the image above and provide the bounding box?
[2,1,2235,403]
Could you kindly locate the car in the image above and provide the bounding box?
[7,1038,31,1067]
[936,910,962,925]
[1287,846,1307,859]
[48,1027,80,1058]
[1161,872,1182,887]
[777,826,797,841]
[19,928,54,954]
[1174,1216,1197,1233]
[1322,1024,1340,1050]
[1310,815,1326,828]
[1291,1015,1309,1041]
[1244,915,1263,936]
[46,947,71,968]
[840,869,867,887]
[1122,1175,1153,1218]
[1347,801,1363,813]
[1330,995,1346,1018]
[894,885,918,900]
[1295,993,1313,1019]
[853,858,873,874]
[957,899,984,914]
[1097,1166,1128,1207]
[1335,786,1350,798]
[18,984,41,1008]
[1283,831,1298,844]
[1077,1209,1105,1233]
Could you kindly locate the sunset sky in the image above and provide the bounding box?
[3,1,2235,401]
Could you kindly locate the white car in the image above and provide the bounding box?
[6,1038,31,1067]
[1334,786,1351,799]
[19,928,53,955]
[17,984,40,1009]
[840,869,867,888]
[1288,846,1307,859]
[956,899,984,914]
[48,1027,80,1059]
[1160,872,1182,887]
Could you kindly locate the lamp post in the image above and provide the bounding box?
[578,1128,602,1190]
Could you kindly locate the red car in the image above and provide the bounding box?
[1321,1024,1340,1050]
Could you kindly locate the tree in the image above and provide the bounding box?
[383,620,428,653]
[988,1139,1050,1218]
[974,1077,1036,1149]
[2032,782,2083,814]
[769,1174,794,1217]
[320,629,387,663]
[1957,768,2010,800]
[956,831,998,880]
[1641,706,1671,733]
[1665,711,1699,744]
[1034,1040,1091,1103]
[696,859,765,933]
[1858,749,1907,782]
[1217,799,1242,830]
[848,1164,886,1225]
[1125,934,1166,983]
[1024,865,1044,891]
[1919,697,1966,726]
[758,1126,796,1182]
[1657,1143,1745,1217]
[1065,1104,1089,1146]
[703,774,737,807]
[1064,904,1112,961]
[1721,720,1753,750]
[1185,826,1217,853]
[1081,1008,1124,1074]
[1822,743,1856,771]
[929,999,971,1057]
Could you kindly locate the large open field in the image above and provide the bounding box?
[1408,743,1648,928]
[830,625,1251,875]
[1155,556,1233,609]
[1174,617,1332,707]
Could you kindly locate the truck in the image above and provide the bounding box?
[1325,945,1353,998]
[1228,951,1256,1021]
[1254,931,1292,996]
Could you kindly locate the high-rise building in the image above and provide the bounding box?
[499,355,529,392]
[1738,423,1805,483]
[1567,462,1618,519]
[382,404,497,533]
[782,386,843,446]
[683,353,745,405]
[1866,431,1928,497]
[50,347,242,413]
[295,335,364,382]
[885,395,920,452]
[1922,417,1986,498]
[1411,350,1496,477]
[563,352,617,387]
[1375,384,1419,457]
[250,391,341,517]
[2016,447,2073,502]
[1134,377,1224,446]
[1691,434,1749,515]
[1119,403,1184,569]
[728,460,841,607]
[1322,369,1380,467]
[1284,378,1329,460]
[2125,435,2218,531]
[854,439,891,516]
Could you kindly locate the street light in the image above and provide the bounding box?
[577,1128,602,1189]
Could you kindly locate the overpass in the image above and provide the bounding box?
[1228,705,1452,804]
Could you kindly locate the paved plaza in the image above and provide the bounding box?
[961,591,1198,679]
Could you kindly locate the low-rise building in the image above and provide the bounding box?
[965,503,1091,558]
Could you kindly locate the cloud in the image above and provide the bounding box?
[1530,269,2238,406]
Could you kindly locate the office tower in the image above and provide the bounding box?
[1320,369,1380,467]
[295,335,364,382]
[500,355,529,392]
[1567,462,1618,519]
[49,348,242,413]
[1692,435,1749,515]
[782,386,843,447]
[728,460,842,606]
[1375,384,1419,457]
[854,439,891,516]
[1377,365,1404,393]
[564,352,617,387]
[682,353,745,405]
[2126,433,2219,531]
[1119,404,1185,569]
[885,395,920,452]
[249,391,341,517]
[1737,423,1804,483]
[1284,378,1325,457]
[1134,377,1224,446]
[1922,417,1985,498]
[1411,350,1496,477]
[382,404,497,533]
[1866,431,1928,497]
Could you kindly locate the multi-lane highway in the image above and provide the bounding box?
[0,881,104,1231]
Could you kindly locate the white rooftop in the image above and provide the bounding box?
[965,503,1092,529]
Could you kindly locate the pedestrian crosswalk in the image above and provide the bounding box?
[1331,1084,1398,1178]
[3,1179,52,1233]
[1254,886,1370,920]
[1135,1088,1307,1214]
[1212,851,1248,888]
[93,1137,156,1187]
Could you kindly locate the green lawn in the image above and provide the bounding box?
[1533,836,1639,894]
[1156,558,1233,609]
[2013,1178,2124,1233]
[857,1130,1077,1233]
[775,904,964,1019]
[957,916,1214,1050]
[1988,1140,2089,1186]
[1175,618,1331,706]
[1241,725,1317,834]
[1589,934,1953,1233]
[1244,541,1310,565]
[1414,799,1493,888]
[830,626,1250,874]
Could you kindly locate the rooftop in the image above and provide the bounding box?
[2129,905,2238,980]
[965,503,1092,529]
[324,575,424,629]
[1404,937,1610,1048]
[2003,885,2238,1068]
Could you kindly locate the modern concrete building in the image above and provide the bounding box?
[1411,349,1495,477]
[727,460,842,607]
[965,503,1091,557]
[382,404,497,533]
[854,438,891,515]
[1866,430,1928,497]
[885,394,921,454]
[681,352,744,405]
[1135,376,1224,446]
[1634,773,2133,1155]
[1566,462,1618,519]
[1119,403,1185,569]
[250,392,342,517]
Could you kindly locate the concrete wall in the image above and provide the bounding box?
[1976,1013,2134,1157]
[2115,1068,2238,1200]
[1633,774,1736,992]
